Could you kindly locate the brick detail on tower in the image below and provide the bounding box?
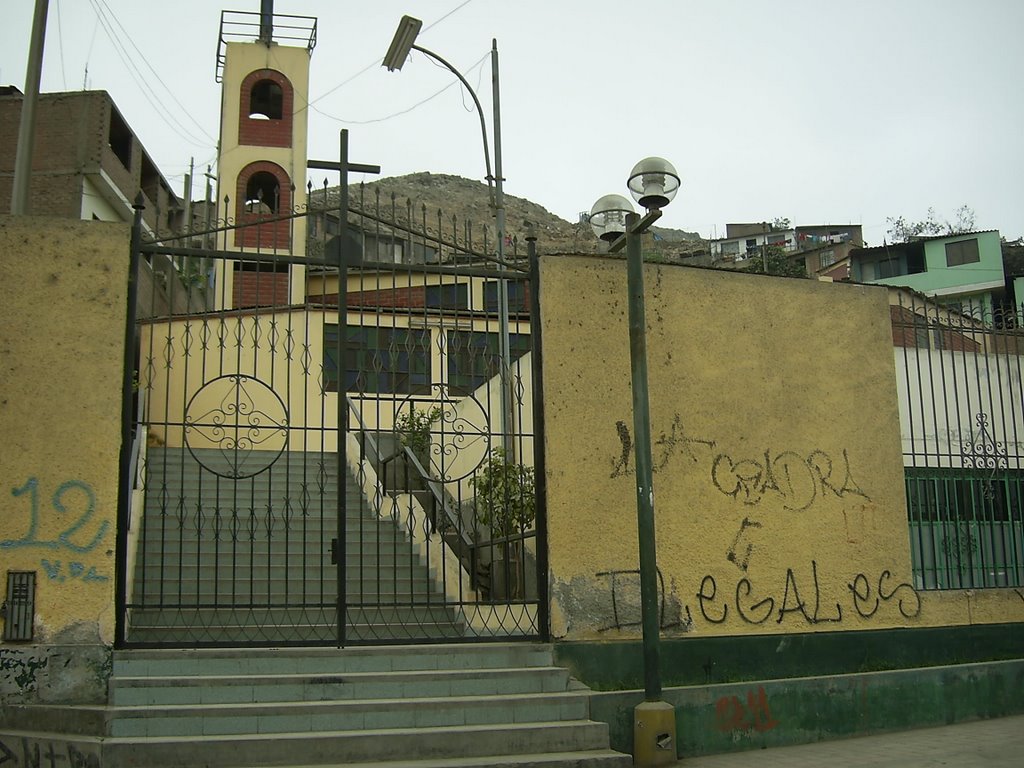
[238,69,294,148]
[234,161,292,250]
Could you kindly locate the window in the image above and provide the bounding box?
[819,249,835,269]
[108,109,132,170]
[483,280,529,314]
[424,283,469,310]
[907,469,1024,589]
[720,241,740,256]
[324,324,431,394]
[745,238,758,253]
[245,172,280,213]
[877,258,902,279]
[446,330,531,393]
[945,238,980,267]
[249,79,283,120]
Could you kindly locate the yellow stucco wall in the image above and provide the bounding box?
[0,216,126,645]
[540,256,1024,639]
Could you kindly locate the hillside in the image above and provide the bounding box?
[314,172,706,260]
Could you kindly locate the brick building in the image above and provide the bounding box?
[0,87,180,233]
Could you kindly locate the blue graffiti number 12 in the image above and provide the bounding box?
[5,478,108,553]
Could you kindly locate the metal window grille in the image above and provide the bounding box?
[3,572,36,642]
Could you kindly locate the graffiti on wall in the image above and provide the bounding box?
[2,479,110,581]
[695,562,920,626]
[610,417,870,511]
[594,568,691,633]
[715,686,779,734]
[0,737,100,768]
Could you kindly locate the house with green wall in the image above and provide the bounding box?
[850,230,1005,318]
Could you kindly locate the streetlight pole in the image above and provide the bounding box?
[590,158,681,767]
[384,17,515,457]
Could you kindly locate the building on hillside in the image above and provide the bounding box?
[849,230,1005,319]
[0,87,181,234]
[710,221,863,271]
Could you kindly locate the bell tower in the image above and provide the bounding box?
[214,1,316,308]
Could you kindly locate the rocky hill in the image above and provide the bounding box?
[314,172,706,260]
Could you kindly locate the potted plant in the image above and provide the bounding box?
[470,448,536,599]
[393,404,442,469]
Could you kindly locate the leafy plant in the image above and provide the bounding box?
[471,449,536,537]
[393,405,442,455]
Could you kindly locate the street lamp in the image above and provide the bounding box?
[383,15,515,458]
[590,156,680,768]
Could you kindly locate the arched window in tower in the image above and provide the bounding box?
[244,171,280,214]
[238,69,293,148]
[235,162,292,249]
[249,79,283,120]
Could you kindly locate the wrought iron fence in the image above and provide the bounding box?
[891,293,1024,589]
[117,180,545,647]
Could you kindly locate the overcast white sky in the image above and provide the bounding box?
[3,0,1023,244]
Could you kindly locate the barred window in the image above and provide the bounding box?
[446,330,530,393]
[324,324,432,394]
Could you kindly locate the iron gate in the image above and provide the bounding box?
[116,184,547,646]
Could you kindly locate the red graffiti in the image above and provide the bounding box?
[714,686,779,733]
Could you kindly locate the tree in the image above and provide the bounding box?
[772,216,791,230]
[742,244,806,278]
[886,205,976,243]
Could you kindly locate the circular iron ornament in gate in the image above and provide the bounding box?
[397,383,490,482]
[184,374,289,479]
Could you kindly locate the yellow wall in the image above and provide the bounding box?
[539,256,1024,639]
[0,217,126,645]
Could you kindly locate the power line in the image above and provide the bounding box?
[301,0,478,112]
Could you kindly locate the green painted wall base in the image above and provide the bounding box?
[555,622,1024,690]
[590,659,1024,758]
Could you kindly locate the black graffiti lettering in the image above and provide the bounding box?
[0,740,15,767]
[811,559,843,623]
[810,449,871,503]
[726,516,762,571]
[848,573,879,618]
[777,568,813,624]
[735,577,774,624]
[697,575,728,624]
[654,413,716,471]
[595,568,682,632]
[773,452,817,512]
[878,570,921,619]
[610,421,633,478]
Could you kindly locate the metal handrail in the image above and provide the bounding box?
[345,396,474,556]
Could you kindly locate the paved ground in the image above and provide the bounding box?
[682,715,1024,767]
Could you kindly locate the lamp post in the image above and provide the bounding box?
[590,157,680,768]
[383,15,515,458]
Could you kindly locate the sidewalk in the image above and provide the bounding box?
[682,715,1024,767]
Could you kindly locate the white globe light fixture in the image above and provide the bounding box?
[589,194,635,242]
[627,156,680,212]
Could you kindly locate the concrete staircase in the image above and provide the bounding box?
[1,644,631,768]
[129,448,464,644]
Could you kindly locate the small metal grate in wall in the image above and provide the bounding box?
[2,571,36,642]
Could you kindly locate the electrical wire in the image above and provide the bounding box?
[55,0,67,90]
[94,0,216,143]
[84,0,214,149]
[310,51,489,126]
[301,0,478,112]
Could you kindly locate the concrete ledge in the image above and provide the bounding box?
[554,622,1024,690]
[589,659,1024,758]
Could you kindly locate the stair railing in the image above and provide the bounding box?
[345,395,477,581]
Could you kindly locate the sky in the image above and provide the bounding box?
[3,0,1023,244]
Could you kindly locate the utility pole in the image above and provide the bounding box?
[10,0,50,215]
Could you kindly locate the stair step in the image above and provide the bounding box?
[113,644,554,675]
[297,752,632,768]
[104,691,589,737]
[111,666,570,705]
[97,721,614,767]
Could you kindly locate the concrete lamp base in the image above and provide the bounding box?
[633,699,677,767]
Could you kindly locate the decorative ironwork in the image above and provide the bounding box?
[396,384,491,482]
[184,375,289,479]
[961,412,1008,499]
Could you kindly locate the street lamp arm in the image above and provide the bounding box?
[410,43,495,205]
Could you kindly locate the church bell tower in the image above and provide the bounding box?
[214,1,316,309]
